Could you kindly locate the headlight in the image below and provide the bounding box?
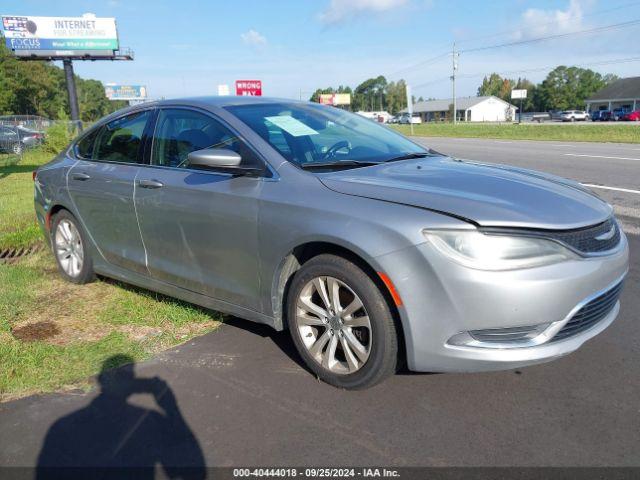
[423,229,577,270]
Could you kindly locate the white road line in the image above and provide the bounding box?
[582,184,640,195]
[565,153,640,161]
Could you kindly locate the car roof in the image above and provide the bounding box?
[95,96,307,127]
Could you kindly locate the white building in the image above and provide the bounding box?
[408,96,518,122]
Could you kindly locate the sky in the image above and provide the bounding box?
[2,0,640,101]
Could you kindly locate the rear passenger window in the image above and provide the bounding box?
[75,128,100,159]
[94,110,150,163]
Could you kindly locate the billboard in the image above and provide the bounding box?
[1,14,119,58]
[104,84,147,101]
[511,89,527,100]
[235,80,262,96]
[319,93,351,106]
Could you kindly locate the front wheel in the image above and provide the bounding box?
[286,254,398,389]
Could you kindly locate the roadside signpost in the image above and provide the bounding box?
[406,84,414,135]
[511,89,527,124]
[235,80,262,96]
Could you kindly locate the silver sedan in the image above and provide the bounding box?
[34,97,629,389]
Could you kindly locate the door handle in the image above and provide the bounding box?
[71,172,91,181]
[138,179,164,189]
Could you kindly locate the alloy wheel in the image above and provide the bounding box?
[54,219,84,277]
[295,276,372,374]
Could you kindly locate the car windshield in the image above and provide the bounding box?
[225,102,426,168]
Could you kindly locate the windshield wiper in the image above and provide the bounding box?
[299,160,381,170]
[384,152,432,163]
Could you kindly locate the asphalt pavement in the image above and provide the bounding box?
[1,138,639,469]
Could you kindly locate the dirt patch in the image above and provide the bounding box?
[11,320,60,341]
[10,272,118,346]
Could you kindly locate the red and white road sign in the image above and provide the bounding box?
[235,80,262,96]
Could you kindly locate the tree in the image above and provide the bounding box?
[477,73,515,103]
[385,79,408,114]
[535,66,618,111]
[352,75,388,111]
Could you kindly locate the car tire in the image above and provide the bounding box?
[286,254,398,389]
[50,210,95,284]
[12,143,22,155]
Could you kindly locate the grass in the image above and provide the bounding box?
[392,123,640,143]
[0,148,222,401]
[0,150,52,251]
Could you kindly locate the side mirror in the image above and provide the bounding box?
[187,148,241,169]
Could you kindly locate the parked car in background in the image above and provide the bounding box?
[0,125,44,154]
[388,115,401,124]
[530,112,551,123]
[559,110,589,122]
[35,97,629,389]
[399,113,422,124]
[590,110,606,121]
[612,107,630,121]
[598,111,613,121]
[549,111,564,121]
[621,110,640,121]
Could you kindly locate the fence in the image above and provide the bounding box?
[0,118,80,166]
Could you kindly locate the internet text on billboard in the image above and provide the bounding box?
[104,85,147,101]
[235,80,262,96]
[1,14,119,58]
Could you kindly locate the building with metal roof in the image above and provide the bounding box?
[586,77,640,113]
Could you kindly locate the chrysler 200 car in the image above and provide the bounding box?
[34,97,628,389]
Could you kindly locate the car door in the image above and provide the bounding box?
[134,107,264,310]
[67,109,153,275]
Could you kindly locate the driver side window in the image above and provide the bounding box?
[151,108,260,169]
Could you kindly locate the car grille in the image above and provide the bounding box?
[543,217,620,254]
[551,281,624,342]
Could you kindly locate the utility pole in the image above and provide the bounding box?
[451,42,459,125]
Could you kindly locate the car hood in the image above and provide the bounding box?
[318,156,612,229]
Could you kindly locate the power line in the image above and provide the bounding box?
[387,52,449,77]
[460,19,640,54]
[411,56,640,91]
[457,56,640,80]
[454,1,640,46]
[388,16,640,81]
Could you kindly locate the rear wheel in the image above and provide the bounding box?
[12,142,22,155]
[51,210,95,284]
[286,254,398,389]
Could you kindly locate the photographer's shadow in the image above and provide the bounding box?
[36,354,206,480]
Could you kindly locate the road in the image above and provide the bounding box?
[0,138,639,470]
